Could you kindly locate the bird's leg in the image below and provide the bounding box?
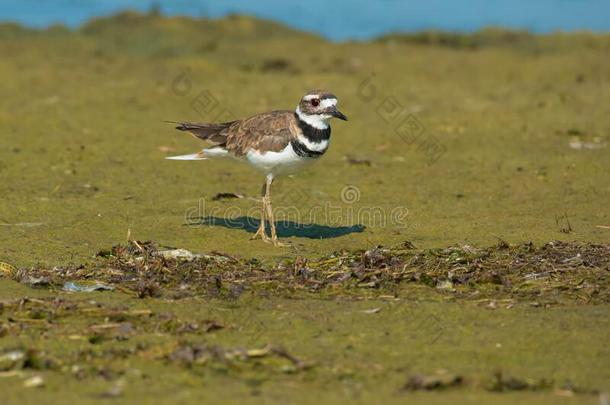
[263,174,288,247]
[251,181,270,242]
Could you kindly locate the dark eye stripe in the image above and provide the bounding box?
[311,99,320,106]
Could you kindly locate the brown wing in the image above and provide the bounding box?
[225,110,296,156]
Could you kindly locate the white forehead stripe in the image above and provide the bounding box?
[303,95,337,104]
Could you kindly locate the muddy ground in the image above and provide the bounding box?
[0,11,609,404]
[1,240,609,404]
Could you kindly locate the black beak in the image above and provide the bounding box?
[331,108,348,121]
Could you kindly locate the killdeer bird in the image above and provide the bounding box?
[167,90,347,246]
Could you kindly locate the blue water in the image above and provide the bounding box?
[0,0,609,40]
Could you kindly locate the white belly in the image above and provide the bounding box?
[246,144,314,175]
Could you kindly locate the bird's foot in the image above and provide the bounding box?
[271,237,290,248]
[251,234,272,243]
[251,225,270,242]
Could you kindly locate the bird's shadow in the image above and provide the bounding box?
[186,216,365,239]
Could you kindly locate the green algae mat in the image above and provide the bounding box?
[0,12,609,404]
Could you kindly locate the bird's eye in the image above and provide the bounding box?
[311,99,320,107]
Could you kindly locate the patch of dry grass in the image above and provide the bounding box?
[9,240,610,304]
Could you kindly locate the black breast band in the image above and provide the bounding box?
[290,139,327,158]
[295,112,331,143]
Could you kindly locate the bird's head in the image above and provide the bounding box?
[296,90,347,129]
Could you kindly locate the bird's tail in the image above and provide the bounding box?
[165,152,207,160]
[165,120,236,144]
[165,147,229,161]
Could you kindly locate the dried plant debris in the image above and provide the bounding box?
[166,344,312,373]
[484,371,599,395]
[0,296,311,387]
[211,192,245,201]
[6,240,610,303]
[0,296,298,382]
[403,370,464,391]
[344,155,372,166]
[0,348,59,372]
[0,262,16,277]
[402,370,599,396]
[0,295,601,397]
[0,296,223,344]
[486,370,553,392]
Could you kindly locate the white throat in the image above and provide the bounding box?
[296,106,330,130]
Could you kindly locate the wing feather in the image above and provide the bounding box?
[225,111,296,156]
